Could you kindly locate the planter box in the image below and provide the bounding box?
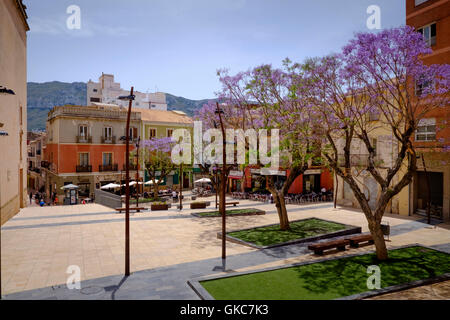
[190,202,207,209]
[151,204,169,211]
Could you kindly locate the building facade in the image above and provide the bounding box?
[0,0,29,224]
[406,0,450,220]
[27,131,46,192]
[138,108,195,189]
[43,104,141,203]
[87,73,168,111]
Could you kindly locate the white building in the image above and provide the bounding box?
[87,73,168,110]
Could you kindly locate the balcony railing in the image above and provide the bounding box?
[101,136,116,144]
[123,164,138,171]
[99,164,118,172]
[119,136,139,144]
[337,154,384,167]
[76,165,93,173]
[41,160,51,169]
[76,135,93,143]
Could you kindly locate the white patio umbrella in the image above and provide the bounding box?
[144,179,161,185]
[60,184,79,190]
[194,178,211,184]
[100,183,121,190]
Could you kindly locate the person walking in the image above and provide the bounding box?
[29,191,33,204]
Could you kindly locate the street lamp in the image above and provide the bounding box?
[215,102,227,261]
[118,88,135,276]
[135,136,141,208]
[0,85,15,299]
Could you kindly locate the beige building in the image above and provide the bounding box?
[0,0,29,224]
[27,132,46,193]
[87,73,168,110]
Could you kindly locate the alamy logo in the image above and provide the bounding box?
[66,265,81,290]
[366,5,381,30]
[171,121,280,169]
[66,5,81,30]
[366,265,381,290]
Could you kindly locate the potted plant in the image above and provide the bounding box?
[151,201,169,211]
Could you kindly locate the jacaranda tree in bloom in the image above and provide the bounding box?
[304,26,450,260]
[142,137,176,200]
[244,61,322,230]
[196,61,321,231]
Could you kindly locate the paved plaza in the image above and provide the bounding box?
[1,195,450,300]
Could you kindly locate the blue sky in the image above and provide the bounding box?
[26,0,405,100]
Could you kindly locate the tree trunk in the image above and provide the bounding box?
[334,170,338,209]
[272,190,290,231]
[368,218,388,260]
[154,183,159,200]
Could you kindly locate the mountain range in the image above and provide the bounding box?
[27,81,215,131]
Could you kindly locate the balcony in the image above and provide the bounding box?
[99,164,118,172]
[101,136,116,144]
[41,161,51,169]
[76,135,93,143]
[123,164,138,171]
[119,136,139,144]
[337,154,384,167]
[76,165,93,173]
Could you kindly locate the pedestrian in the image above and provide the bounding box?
[29,191,33,204]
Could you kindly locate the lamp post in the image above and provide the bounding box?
[118,88,135,276]
[0,85,16,299]
[179,163,183,210]
[135,137,140,208]
[215,102,227,261]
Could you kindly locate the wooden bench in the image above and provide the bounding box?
[307,239,350,255]
[225,201,239,207]
[346,234,374,248]
[115,207,147,213]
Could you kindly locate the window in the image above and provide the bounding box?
[129,127,138,140]
[104,127,112,139]
[369,111,380,121]
[149,128,156,139]
[416,118,436,141]
[415,77,433,96]
[417,23,436,47]
[167,129,174,138]
[79,153,89,166]
[90,97,101,103]
[79,125,89,137]
[415,0,429,6]
[103,153,113,166]
[372,138,377,156]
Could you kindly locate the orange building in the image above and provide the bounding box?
[43,104,141,203]
[406,0,450,220]
[238,165,333,194]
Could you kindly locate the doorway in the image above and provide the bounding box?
[416,171,443,218]
[303,174,320,193]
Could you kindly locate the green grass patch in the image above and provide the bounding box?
[228,218,347,247]
[195,208,264,217]
[200,246,450,300]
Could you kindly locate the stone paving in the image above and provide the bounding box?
[1,195,450,300]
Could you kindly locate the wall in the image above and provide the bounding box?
[0,0,28,225]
